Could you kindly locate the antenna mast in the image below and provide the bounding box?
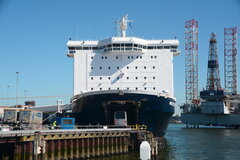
[115,14,133,37]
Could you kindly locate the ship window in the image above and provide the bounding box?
[134,44,138,47]
[68,47,75,50]
[91,88,93,90]
[155,56,157,58]
[128,56,130,59]
[144,87,147,90]
[125,43,133,47]
[92,47,98,50]
[105,56,107,59]
[117,77,119,80]
[91,56,93,59]
[83,47,89,50]
[108,44,111,47]
[91,77,93,80]
[117,67,119,69]
[136,87,138,90]
[117,87,119,90]
[127,87,129,90]
[136,56,139,58]
[153,77,155,79]
[144,77,146,79]
[143,46,147,49]
[153,87,155,90]
[108,67,111,69]
[151,56,153,58]
[113,43,120,47]
[127,77,129,79]
[148,46,154,49]
[108,77,111,80]
[100,88,102,90]
[116,56,118,59]
[171,45,178,49]
[135,77,138,79]
[135,66,138,69]
[91,67,93,70]
[140,56,142,59]
[100,67,102,69]
[108,87,111,90]
[100,77,102,80]
[131,56,134,59]
[102,56,104,59]
[153,66,155,69]
[144,66,146,69]
[157,46,163,49]
[164,46,170,49]
[127,66,129,69]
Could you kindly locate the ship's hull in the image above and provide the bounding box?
[71,90,175,137]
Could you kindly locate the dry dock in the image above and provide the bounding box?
[0,127,155,160]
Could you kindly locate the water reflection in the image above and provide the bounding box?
[86,124,240,160]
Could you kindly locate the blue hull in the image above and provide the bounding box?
[72,91,175,137]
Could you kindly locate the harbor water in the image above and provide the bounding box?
[89,124,240,160]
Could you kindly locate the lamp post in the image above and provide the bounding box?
[24,89,27,97]
[16,72,19,106]
[7,85,10,106]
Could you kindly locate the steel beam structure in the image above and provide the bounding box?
[224,27,238,94]
[185,19,198,104]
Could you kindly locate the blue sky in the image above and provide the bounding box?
[0,0,239,115]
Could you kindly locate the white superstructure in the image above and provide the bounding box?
[67,15,180,99]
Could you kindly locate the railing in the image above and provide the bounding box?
[129,124,147,130]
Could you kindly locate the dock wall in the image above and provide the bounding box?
[0,129,130,160]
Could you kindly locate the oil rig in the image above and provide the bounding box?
[181,21,240,127]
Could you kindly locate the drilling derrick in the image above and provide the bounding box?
[206,33,222,91]
[185,19,199,105]
[224,27,238,95]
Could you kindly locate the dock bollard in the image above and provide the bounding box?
[140,141,151,160]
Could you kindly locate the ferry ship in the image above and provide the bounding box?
[67,15,180,137]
